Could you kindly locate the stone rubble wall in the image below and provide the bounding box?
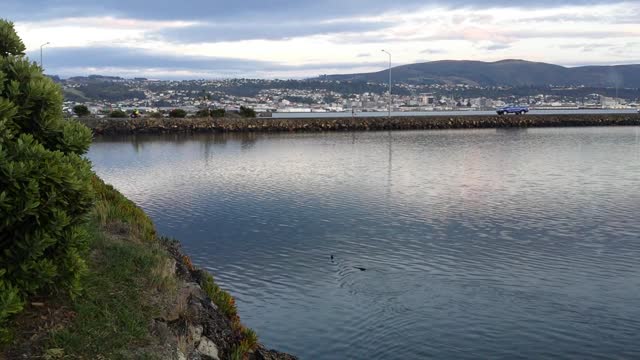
[157,239,297,360]
[80,114,640,135]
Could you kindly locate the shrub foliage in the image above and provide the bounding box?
[195,109,211,118]
[211,108,226,117]
[110,109,127,118]
[169,108,187,118]
[73,104,90,117]
[0,19,94,342]
[239,106,256,118]
[195,108,226,118]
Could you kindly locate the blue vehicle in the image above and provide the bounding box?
[496,105,529,115]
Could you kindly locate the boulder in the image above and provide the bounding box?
[196,337,220,360]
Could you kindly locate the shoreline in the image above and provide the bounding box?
[4,176,295,360]
[80,114,640,135]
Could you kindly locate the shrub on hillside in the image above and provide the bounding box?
[0,19,94,343]
[239,106,256,118]
[195,109,211,117]
[73,104,91,117]
[195,108,226,118]
[211,108,226,117]
[169,108,187,118]
[110,109,127,118]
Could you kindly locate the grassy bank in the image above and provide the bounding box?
[3,176,272,360]
[45,176,171,358]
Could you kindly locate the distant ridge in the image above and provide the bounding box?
[318,59,640,88]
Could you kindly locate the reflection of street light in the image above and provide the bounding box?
[40,42,50,69]
[381,49,392,118]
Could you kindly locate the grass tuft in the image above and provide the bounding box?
[241,327,259,353]
[230,339,254,360]
[199,271,239,320]
[91,176,156,243]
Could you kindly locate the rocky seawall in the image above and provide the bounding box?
[80,114,640,135]
[157,238,296,360]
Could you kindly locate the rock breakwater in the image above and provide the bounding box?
[81,114,640,135]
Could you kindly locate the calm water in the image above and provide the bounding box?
[89,127,640,359]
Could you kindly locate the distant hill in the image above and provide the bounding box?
[60,75,146,102]
[319,60,640,88]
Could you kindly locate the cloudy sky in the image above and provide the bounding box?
[5,0,640,79]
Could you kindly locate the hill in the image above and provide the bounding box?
[319,60,640,88]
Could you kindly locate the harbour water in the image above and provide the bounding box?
[89,127,640,359]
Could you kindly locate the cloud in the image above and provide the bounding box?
[2,0,620,22]
[27,46,386,79]
[2,0,425,22]
[420,49,446,54]
[7,0,640,78]
[479,43,512,51]
[154,20,392,43]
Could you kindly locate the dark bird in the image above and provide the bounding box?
[353,267,366,271]
[330,255,334,261]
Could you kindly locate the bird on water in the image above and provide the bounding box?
[331,255,366,271]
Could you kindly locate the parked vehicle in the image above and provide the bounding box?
[496,105,529,115]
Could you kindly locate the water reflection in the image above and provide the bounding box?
[90,127,640,359]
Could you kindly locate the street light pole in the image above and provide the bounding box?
[40,42,50,69]
[381,50,392,118]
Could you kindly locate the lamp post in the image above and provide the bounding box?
[40,42,50,69]
[381,49,392,118]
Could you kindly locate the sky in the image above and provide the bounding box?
[4,0,640,79]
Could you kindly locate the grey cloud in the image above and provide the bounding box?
[513,30,637,40]
[154,21,393,43]
[563,59,640,67]
[331,27,637,45]
[523,11,640,25]
[3,0,621,22]
[481,43,511,51]
[27,46,386,78]
[30,46,275,71]
[420,49,446,54]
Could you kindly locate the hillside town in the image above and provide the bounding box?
[57,76,640,117]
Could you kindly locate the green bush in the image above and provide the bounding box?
[0,19,94,343]
[195,109,211,118]
[239,106,256,118]
[73,104,90,117]
[110,109,127,118]
[211,108,226,117]
[169,108,187,118]
[195,108,225,118]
